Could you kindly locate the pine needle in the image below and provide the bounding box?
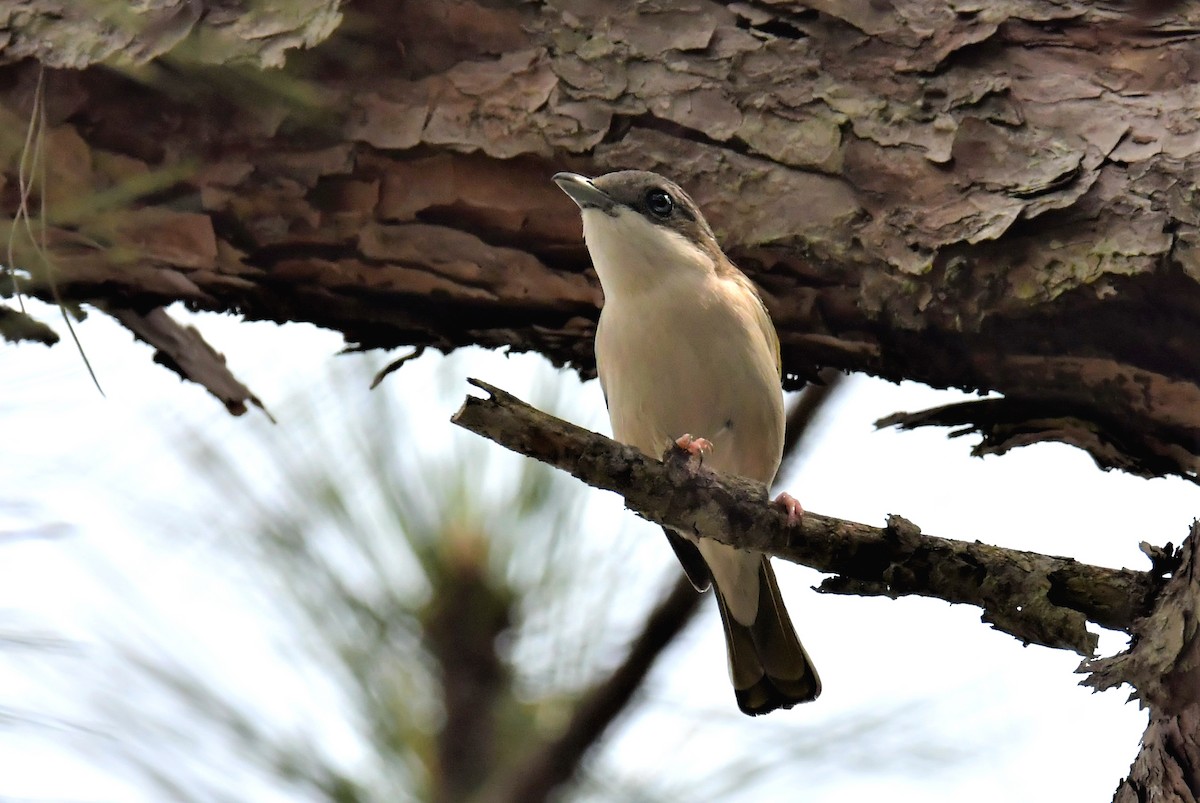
[9,65,104,395]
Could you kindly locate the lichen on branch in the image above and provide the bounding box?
[451,379,1164,657]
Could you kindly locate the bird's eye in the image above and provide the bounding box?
[645,189,674,219]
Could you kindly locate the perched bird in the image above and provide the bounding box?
[553,169,821,715]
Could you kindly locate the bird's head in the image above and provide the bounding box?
[554,170,723,299]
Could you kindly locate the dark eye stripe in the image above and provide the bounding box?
[672,202,696,223]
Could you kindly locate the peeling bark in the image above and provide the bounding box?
[103,305,269,416]
[1113,711,1200,803]
[2,0,1200,482]
[0,303,57,344]
[0,1,342,68]
[1084,524,1200,802]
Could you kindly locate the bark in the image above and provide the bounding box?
[1115,710,1200,803]
[6,0,1200,798]
[105,304,271,416]
[1083,524,1200,803]
[0,1,342,69]
[0,0,1199,478]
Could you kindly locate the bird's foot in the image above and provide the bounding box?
[674,434,713,456]
[775,492,804,526]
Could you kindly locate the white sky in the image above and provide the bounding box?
[2,298,1195,802]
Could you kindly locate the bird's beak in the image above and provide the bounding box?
[553,172,615,212]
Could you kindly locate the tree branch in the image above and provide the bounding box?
[1084,525,1200,709]
[1081,524,1200,801]
[452,379,1164,657]
[478,374,843,803]
[478,576,700,803]
[7,0,1200,480]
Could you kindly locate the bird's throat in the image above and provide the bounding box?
[582,208,716,301]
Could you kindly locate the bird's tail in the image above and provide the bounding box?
[713,555,821,715]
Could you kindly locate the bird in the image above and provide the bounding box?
[553,169,821,715]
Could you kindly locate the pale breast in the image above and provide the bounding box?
[596,274,785,484]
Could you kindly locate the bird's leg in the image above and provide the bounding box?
[774,492,803,526]
[674,433,713,456]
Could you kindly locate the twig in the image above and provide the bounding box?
[452,379,1163,657]
[369,346,426,389]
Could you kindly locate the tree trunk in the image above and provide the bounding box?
[4,0,1200,798]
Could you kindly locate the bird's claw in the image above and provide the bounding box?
[775,492,804,526]
[674,433,713,456]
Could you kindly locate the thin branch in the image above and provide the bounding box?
[477,576,700,803]
[452,379,1164,657]
[369,346,426,389]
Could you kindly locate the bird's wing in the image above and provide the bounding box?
[663,527,712,591]
[735,270,782,380]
